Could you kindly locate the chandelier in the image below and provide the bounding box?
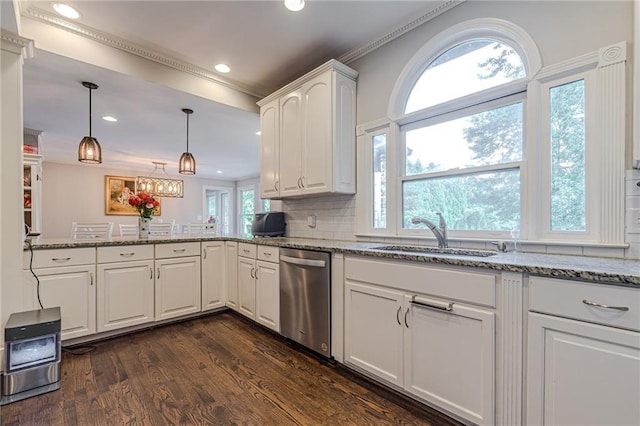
[136,162,184,198]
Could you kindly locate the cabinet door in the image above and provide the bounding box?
[279,90,303,196]
[97,260,154,332]
[255,260,279,332]
[260,99,280,198]
[237,257,256,319]
[301,71,332,194]
[404,295,495,426]
[527,312,640,426]
[23,265,96,340]
[344,281,404,387]
[226,242,238,310]
[202,242,226,311]
[155,256,201,321]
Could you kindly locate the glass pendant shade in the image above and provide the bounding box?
[78,81,102,163]
[178,152,196,175]
[179,108,196,175]
[78,136,102,164]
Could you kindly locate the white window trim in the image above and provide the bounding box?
[356,15,628,248]
[237,184,256,236]
[388,18,542,121]
[202,185,234,236]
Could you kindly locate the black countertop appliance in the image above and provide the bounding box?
[252,212,286,237]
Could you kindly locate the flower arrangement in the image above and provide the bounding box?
[128,192,159,219]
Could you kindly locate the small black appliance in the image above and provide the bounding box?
[252,212,286,237]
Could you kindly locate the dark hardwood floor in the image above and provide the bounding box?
[1,312,461,425]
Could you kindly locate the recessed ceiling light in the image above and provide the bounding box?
[216,170,223,174]
[256,131,261,136]
[52,3,80,19]
[214,64,231,73]
[102,116,117,122]
[284,0,305,12]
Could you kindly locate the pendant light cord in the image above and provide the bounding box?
[186,112,190,153]
[88,86,92,137]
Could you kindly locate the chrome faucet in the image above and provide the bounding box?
[411,213,448,248]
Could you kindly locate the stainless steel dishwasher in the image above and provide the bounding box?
[279,248,331,357]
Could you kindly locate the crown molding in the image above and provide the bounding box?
[1,29,34,57]
[21,6,266,99]
[337,0,463,65]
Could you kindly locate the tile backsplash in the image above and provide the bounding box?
[279,194,356,241]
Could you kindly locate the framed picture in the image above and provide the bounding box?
[105,175,161,216]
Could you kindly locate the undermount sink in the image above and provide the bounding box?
[372,245,497,257]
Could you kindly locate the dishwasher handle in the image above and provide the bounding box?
[280,255,326,268]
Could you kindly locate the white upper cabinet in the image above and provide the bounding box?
[258,59,357,199]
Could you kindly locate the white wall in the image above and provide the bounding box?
[41,161,235,238]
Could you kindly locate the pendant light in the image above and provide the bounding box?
[78,81,102,164]
[178,108,196,175]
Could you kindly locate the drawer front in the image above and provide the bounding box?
[257,245,279,262]
[155,242,200,259]
[238,243,257,259]
[345,256,496,308]
[25,247,96,269]
[98,245,154,263]
[529,276,640,332]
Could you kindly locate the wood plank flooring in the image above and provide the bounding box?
[1,312,461,425]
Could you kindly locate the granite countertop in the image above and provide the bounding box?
[24,236,640,287]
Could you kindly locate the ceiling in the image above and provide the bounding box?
[17,0,454,179]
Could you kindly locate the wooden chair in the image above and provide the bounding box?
[119,224,138,236]
[71,222,114,239]
[149,222,174,236]
[187,222,218,236]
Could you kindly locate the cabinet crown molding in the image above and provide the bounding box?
[1,29,34,57]
[257,59,358,107]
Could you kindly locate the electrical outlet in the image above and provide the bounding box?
[307,215,316,228]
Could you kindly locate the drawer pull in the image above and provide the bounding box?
[263,252,272,257]
[51,257,71,263]
[410,297,454,312]
[582,299,629,312]
[120,252,135,257]
[173,248,186,253]
[243,249,251,254]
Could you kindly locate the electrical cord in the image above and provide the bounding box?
[26,238,44,309]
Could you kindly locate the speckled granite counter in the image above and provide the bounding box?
[24,236,640,287]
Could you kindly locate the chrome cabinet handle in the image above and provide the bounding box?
[203,249,207,259]
[157,268,160,279]
[173,248,186,253]
[120,252,135,257]
[410,299,454,312]
[243,249,251,254]
[90,272,93,286]
[404,308,409,328]
[396,306,401,325]
[255,268,259,280]
[274,180,279,192]
[250,267,255,279]
[150,267,153,279]
[582,299,629,312]
[262,252,272,257]
[300,176,305,188]
[297,177,302,188]
[51,257,71,263]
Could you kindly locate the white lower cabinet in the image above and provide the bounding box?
[344,282,404,387]
[155,242,201,321]
[344,256,496,425]
[225,241,238,310]
[22,248,96,340]
[237,255,256,319]
[237,243,280,331]
[96,245,155,333]
[255,259,280,331]
[527,277,640,426]
[201,241,226,311]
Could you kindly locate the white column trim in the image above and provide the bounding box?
[597,42,627,243]
[496,272,524,426]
